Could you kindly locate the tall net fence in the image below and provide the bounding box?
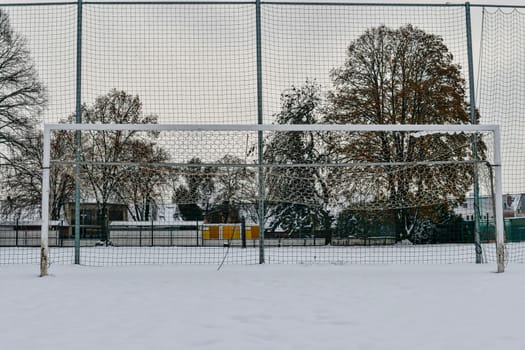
[0,2,472,126]
[0,4,76,264]
[478,7,525,263]
[0,1,519,268]
[82,4,257,125]
[260,4,470,120]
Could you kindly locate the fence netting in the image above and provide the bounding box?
[0,2,521,267]
[478,8,525,263]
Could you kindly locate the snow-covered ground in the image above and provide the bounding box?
[1,263,525,350]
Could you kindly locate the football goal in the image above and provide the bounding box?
[40,123,505,275]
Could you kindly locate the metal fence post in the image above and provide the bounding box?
[465,2,483,264]
[241,216,246,248]
[15,218,19,247]
[74,0,84,264]
[256,0,265,264]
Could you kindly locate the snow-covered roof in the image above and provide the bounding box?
[110,220,197,226]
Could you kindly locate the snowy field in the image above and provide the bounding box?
[2,263,525,350]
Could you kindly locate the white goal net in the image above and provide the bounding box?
[40,123,505,275]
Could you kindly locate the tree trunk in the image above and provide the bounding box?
[98,204,109,243]
[394,208,409,242]
[323,214,332,245]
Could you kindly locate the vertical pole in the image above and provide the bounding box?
[255,0,265,263]
[74,0,83,264]
[465,2,482,263]
[493,126,505,272]
[151,213,154,247]
[241,216,246,248]
[40,126,51,277]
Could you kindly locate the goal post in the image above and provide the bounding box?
[492,125,505,272]
[40,123,51,277]
[40,123,505,274]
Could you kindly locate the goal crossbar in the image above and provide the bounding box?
[43,122,500,133]
[40,123,505,275]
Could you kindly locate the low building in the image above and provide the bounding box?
[454,194,525,221]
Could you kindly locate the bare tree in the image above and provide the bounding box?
[326,25,480,242]
[0,9,46,217]
[215,155,254,202]
[0,10,46,160]
[1,132,42,219]
[172,157,216,221]
[198,154,255,223]
[116,141,170,221]
[1,129,74,221]
[69,90,167,238]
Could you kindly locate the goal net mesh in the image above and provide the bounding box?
[42,126,500,266]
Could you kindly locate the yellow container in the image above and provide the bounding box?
[202,225,220,240]
[203,224,259,240]
[223,225,241,240]
[246,226,259,239]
